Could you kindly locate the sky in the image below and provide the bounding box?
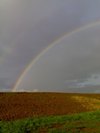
[1,0,100,92]
[14,23,100,93]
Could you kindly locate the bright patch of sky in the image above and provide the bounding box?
[77,74,100,87]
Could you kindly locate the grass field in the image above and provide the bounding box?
[1,111,100,133]
[1,92,100,132]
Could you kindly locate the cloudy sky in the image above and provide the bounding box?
[14,23,100,93]
[1,0,100,92]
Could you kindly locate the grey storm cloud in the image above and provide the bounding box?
[15,23,100,93]
[1,0,100,91]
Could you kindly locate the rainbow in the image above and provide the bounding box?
[12,20,100,92]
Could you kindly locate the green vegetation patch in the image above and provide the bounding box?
[0,111,100,133]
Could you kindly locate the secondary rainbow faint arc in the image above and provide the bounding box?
[12,20,100,92]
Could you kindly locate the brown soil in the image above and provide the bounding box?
[0,92,100,121]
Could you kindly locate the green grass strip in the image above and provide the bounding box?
[0,110,100,133]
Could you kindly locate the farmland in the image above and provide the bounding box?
[1,93,100,132]
[1,110,100,132]
[0,92,100,121]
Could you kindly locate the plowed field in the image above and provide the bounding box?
[0,92,100,121]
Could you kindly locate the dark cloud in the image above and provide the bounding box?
[16,23,100,93]
[1,0,100,91]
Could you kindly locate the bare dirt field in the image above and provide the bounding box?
[0,92,100,121]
